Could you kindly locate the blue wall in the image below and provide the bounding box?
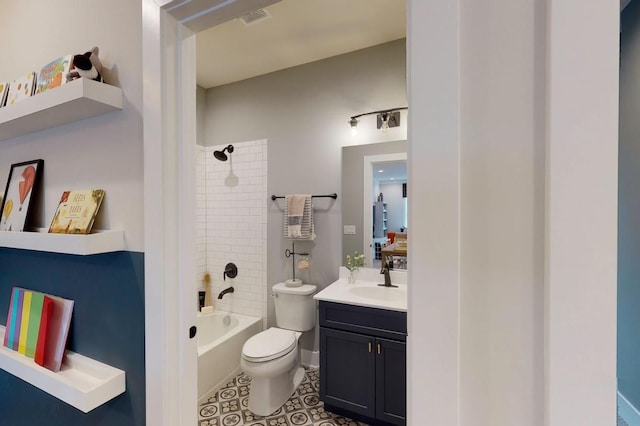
[620,0,640,413]
[0,249,145,425]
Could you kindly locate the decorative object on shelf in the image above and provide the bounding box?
[284,242,309,287]
[6,72,36,105]
[49,189,105,234]
[66,46,103,83]
[35,54,73,95]
[4,287,74,372]
[0,81,9,108]
[297,256,310,270]
[0,159,44,232]
[345,250,365,283]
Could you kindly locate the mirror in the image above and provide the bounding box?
[342,140,408,270]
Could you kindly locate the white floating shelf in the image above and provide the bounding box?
[0,325,125,413]
[0,229,124,255]
[0,78,123,141]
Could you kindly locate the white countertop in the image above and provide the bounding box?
[314,267,407,312]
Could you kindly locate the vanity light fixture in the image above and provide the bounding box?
[348,107,407,133]
[349,117,359,135]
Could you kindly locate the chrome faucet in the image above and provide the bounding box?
[218,287,235,299]
[379,259,398,288]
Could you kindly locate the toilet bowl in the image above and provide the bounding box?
[240,282,317,416]
[240,327,305,416]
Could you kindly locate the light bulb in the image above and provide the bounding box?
[349,117,358,136]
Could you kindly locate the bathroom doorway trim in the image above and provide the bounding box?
[141,0,619,425]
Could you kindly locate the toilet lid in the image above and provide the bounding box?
[242,328,297,362]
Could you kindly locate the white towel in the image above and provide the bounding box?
[286,194,306,237]
[284,194,315,239]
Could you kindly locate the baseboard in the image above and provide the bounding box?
[301,349,319,368]
[619,391,640,426]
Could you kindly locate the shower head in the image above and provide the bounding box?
[213,145,234,161]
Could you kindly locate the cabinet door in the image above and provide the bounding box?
[375,337,406,425]
[320,327,375,418]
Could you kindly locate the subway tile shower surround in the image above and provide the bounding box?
[196,140,267,321]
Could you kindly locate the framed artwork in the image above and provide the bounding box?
[0,159,43,232]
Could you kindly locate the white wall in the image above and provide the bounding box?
[196,141,267,320]
[410,0,618,425]
[0,0,144,251]
[546,0,619,424]
[458,0,546,424]
[378,182,404,233]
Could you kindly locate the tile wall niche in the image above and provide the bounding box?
[196,140,268,321]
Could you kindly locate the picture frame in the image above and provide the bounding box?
[0,159,43,232]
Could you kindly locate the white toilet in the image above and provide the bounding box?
[240,282,317,416]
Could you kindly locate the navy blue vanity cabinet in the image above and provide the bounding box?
[319,301,407,426]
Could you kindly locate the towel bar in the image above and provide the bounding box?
[271,193,337,201]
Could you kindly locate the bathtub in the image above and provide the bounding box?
[197,310,263,401]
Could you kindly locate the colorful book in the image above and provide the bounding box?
[4,288,53,359]
[17,290,32,355]
[6,72,36,105]
[0,81,9,107]
[3,288,73,372]
[35,55,73,95]
[25,292,44,358]
[42,294,74,372]
[3,287,19,349]
[34,296,53,366]
[49,189,106,234]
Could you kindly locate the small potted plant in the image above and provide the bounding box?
[345,251,365,283]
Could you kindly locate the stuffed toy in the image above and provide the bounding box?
[66,46,103,83]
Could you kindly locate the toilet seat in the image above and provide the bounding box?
[242,328,297,363]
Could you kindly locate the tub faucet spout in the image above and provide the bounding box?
[218,287,235,299]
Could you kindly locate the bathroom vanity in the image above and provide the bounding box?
[314,269,407,426]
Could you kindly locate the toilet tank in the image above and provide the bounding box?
[272,282,317,331]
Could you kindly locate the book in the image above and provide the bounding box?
[3,288,53,360]
[42,294,74,372]
[49,189,106,234]
[34,296,53,367]
[0,81,9,107]
[6,72,36,105]
[35,55,73,95]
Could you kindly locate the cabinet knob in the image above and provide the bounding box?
[368,342,372,353]
[377,343,381,354]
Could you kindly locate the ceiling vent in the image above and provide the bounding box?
[238,8,271,26]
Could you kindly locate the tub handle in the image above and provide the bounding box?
[272,293,278,298]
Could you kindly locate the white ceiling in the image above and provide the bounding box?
[373,160,407,184]
[196,0,407,88]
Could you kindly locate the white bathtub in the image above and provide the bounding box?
[197,310,262,401]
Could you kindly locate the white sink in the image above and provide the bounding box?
[348,285,405,303]
[314,271,408,312]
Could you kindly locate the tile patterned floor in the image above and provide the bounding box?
[198,368,368,426]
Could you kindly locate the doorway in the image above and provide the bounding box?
[142,1,620,425]
[142,1,407,424]
[363,153,407,269]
